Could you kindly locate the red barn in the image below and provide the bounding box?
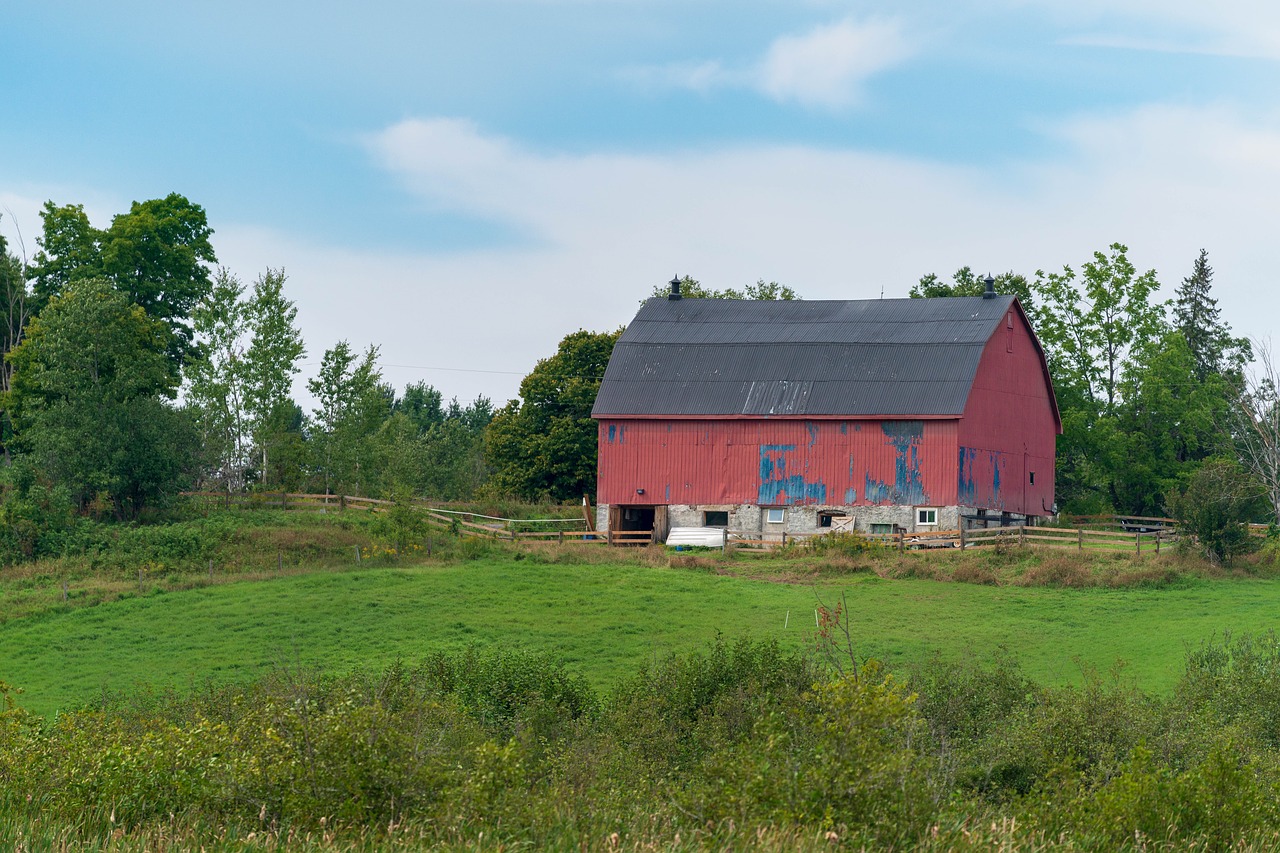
[591,285,1061,540]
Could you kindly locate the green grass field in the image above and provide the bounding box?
[6,553,1280,717]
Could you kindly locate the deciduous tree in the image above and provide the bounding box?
[28,194,217,372]
[6,278,197,517]
[484,329,621,502]
[307,342,386,496]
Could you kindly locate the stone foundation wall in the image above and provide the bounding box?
[597,503,1030,538]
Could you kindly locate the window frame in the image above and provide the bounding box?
[764,508,785,524]
[916,507,938,526]
[703,510,729,528]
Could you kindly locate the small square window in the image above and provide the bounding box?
[1029,471,1035,485]
[704,510,728,527]
[917,508,938,526]
[765,508,785,524]
[871,523,895,535]
[818,512,847,529]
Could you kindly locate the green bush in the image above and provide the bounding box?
[1170,460,1264,564]
[688,662,939,845]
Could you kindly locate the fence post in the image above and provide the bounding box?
[1135,532,1141,555]
[355,545,361,564]
[897,531,904,553]
[959,525,966,550]
[1019,525,1025,548]
[607,529,614,546]
[559,529,564,545]
[722,527,728,554]
[281,491,288,510]
[1078,528,1083,550]
[340,494,347,511]
[1156,532,1161,554]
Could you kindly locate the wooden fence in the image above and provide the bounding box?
[726,524,1177,554]
[188,492,1269,552]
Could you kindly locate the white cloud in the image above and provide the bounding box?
[756,17,914,109]
[314,107,1280,407]
[623,16,913,110]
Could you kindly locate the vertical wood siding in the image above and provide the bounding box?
[597,418,959,508]
[956,306,1059,516]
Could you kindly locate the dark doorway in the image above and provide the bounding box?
[614,505,655,532]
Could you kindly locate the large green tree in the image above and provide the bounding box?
[6,278,197,517]
[484,329,621,502]
[29,194,217,371]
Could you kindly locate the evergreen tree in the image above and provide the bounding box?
[1173,249,1250,381]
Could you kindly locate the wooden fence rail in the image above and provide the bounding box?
[186,491,1237,553]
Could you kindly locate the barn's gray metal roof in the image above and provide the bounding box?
[592,295,1019,418]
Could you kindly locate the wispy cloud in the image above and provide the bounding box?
[623,17,914,110]
[1013,0,1280,59]
[757,18,914,109]
[342,106,1280,407]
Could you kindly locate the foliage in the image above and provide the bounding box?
[1170,459,1263,563]
[911,266,1036,314]
[0,218,32,463]
[186,267,307,493]
[484,328,621,501]
[15,632,1280,849]
[6,277,198,517]
[243,268,307,487]
[649,275,800,301]
[30,194,217,370]
[0,462,78,562]
[1234,341,1280,524]
[1174,249,1250,382]
[307,341,387,496]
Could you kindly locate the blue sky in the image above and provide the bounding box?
[5,1,1280,405]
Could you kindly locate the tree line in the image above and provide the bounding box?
[0,196,495,531]
[912,246,1272,538]
[0,194,1274,541]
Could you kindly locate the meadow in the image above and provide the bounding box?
[11,513,1280,850]
[6,539,1280,717]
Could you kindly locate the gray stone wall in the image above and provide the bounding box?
[598,502,1029,539]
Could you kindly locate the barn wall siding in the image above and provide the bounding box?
[597,418,960,509]
[958,305,1059,517]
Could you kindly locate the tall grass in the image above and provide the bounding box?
[10,635,1280,850]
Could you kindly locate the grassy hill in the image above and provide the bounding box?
[7,547,1280,717]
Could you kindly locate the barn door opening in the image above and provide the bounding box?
[615,505,655,532]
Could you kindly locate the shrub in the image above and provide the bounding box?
[688,661,939,846]
[605,636,816,776]
[1170,460,1264,564]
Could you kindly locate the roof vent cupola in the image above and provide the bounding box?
[982,273,996,299]
[669,275,682,301]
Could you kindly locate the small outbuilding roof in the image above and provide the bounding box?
[592,294,1035,418]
